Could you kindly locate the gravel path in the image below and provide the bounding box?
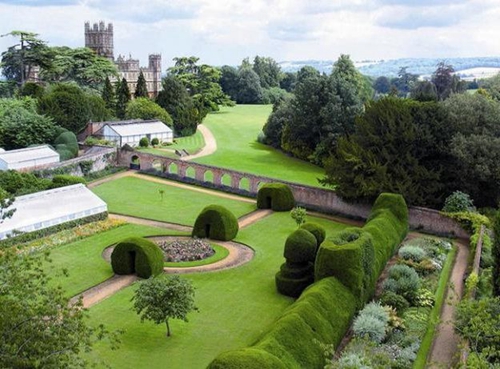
[427,238,469,368]
[181,124,217,160]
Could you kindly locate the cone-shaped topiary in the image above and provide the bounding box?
[111,237,164,278]
[192,205,239,241]
[257,183,295,211]
[300,222,326,247]
[284,229,317,264]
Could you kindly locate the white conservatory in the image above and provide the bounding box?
[0,145,60,171]
[95,119,173,147]
[0,184,108,240]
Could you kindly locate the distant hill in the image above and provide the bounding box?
[279,57,500,78]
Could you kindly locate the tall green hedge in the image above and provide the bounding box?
[111,237,164,278]
[300,222,326,245]
[208,277,357,369]
[315,193,408,303]
[192,205,239,241]
[257,183,295,211]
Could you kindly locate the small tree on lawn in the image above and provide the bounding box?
[132,275,197,337]
[290,206,307,228]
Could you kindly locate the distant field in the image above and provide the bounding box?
[195,105,325,187]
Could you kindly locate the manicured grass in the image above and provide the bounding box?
[92,176,256,226]
[86,212,354,368]
[414,244,458,369]
[44,224,187,297]
[163,243,229,267]
[138,129,205,158]
[195,105,325,187]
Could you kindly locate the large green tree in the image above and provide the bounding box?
[101,76,115,112]
[252,56,281,89]
[132,275,197,337]
[0,249,118,368]
[236,67,263,104]
[125,97,172,126]
[115,78,131,119]
[134,71,149,98]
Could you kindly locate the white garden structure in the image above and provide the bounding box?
[95,119,173,147]
[0,145,60,171]
[0,184,107,240]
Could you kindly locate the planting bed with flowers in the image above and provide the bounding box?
[157,238,215,262]
[331,237,454,369]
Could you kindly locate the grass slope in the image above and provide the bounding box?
[138,129,205,158]
[195,105,325,187]
[44,224,186,297]
[86,212,353,369]
[92,176,256,225]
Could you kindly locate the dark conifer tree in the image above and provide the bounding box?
[134,71,149,98]
[101,76,115,111]
[115,78,130,119]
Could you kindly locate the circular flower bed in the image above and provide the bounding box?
[157,238,215,262]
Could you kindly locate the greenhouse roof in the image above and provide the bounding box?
[0,145,59,164]
[0,184,107,239]
[103,120,172,137]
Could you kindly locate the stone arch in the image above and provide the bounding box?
[239,177,250,191]
[167,162,178,175]
[204,170,214,183]
[130,155,140,170]
[185,166,196,179]
[152,159,163,172]
[221,173,231,187]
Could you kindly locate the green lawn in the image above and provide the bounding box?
[195,105,325,187]
[137,129,205,158]
[86,212,353,368]
[45,224,187,297]
[92,176,256,225]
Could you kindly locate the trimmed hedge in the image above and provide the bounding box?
[111,237,164,278]
[257,183,295,211]
[192,205,239,241]
[208,277,357,369]
[300,222,326,245]
[315,193,408,304]
[284,229,317,264]
[50,175,87,188]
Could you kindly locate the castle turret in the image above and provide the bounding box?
[84,21,114,60]
[149,54,162,97]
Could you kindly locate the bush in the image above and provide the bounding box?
[139,137,149,148]
[54,131,78,157]
[379,291,410,313]
[284,229,317,264]
[383,264,421,303]
[207,348,287,369]
[257,183,295,211]
[398,245,426,262]
[192,205,239,241]
[300,222,326,245]
[361,302,390,325]
[50,175,86,188]
[442,191,475,213]
[275,272,314,298]
[151,137,159,146]
[110,237,164,278]
[352,314,387,343]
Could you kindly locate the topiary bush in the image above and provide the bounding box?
[151,137,159,146]
[300,222,326,245]
[284,229,317,264]
[192,205,239,241]
[139,137,149,148]
[54,131,78,158]
[111,237,164,278]
[398,245,426,262]
[257,183,295,211]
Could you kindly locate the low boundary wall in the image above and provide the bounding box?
[118,150,468,238]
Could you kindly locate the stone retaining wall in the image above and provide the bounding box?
[118,150,468,238]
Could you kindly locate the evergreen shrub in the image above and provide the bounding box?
[139,137,149,148]
[300,222,326,245]
[379,291,410,313]
[257,183,295,211]
[284,229,317,263]
[54,131,79,157]
[111,237,164,278]
[192,205,239,241]
[50,175,86,188]
[398,245,426,262]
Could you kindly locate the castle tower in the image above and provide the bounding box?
[148,54,162,97]
[84,21,114,60]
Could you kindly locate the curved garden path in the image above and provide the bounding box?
[427,238,469,368]
[181,124,217,160]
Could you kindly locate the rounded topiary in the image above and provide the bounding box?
[300,222,326,246]
[192,205,239,241]
[151,137,159,146]
[284,229,317,264]
[54,131,78,157]
[275,272,314,298]
[257,183,295,211]
[111,237,164,278]
[139,137,149,148]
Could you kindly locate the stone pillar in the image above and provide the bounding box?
[249,178,261,193]
[177,163,188,177]
[195,167,205,182]
[231,174,242,189]
[213,170,223,186]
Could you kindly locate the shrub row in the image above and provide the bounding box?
[208,277,357,369]
[0,212,107,248]
[315,193,408,304]
[208,193,408,369]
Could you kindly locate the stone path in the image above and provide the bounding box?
[427,238,469,368]
[181,124,217,160]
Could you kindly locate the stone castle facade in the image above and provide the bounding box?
[84,21,162,98]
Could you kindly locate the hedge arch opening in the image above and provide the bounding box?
[130,155,140,170]
[111,237,164,278]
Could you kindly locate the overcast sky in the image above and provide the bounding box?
[0,0,499,69]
